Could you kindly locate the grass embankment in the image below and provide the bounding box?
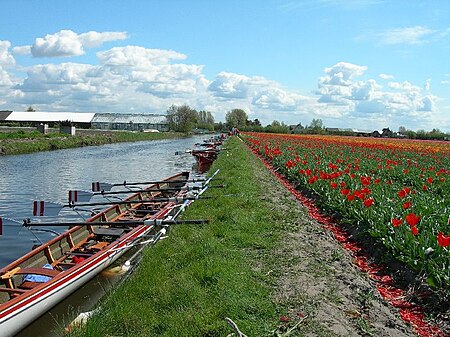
[0,130,182,155]
[67,137,294,337]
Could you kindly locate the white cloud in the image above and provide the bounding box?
[0,40,15,67]
[351,79,380,100]
[424,78,431,91]
[313,62,439,129]
[377,26,435,45]
[29,30,128,58]
[379,73,394,80]
[0,66,14,87]
[97,46,185,67]
[321,62,367,86]
[208,72,252,99]
[252,87,311,110]
[12,45,31,55]
[11,45,208,111]
[78,31,127,48]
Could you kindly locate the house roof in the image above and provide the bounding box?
[5,111,95,123]
[1,111,168,124]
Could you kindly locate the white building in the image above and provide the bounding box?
[0,111,168,131]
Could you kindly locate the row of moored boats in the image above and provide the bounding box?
[0,136,224,336]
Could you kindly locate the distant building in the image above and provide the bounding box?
[0,111,168,131]
[0,111,95,128]
[381,128,393,138]
[289,123,304,133]
[91,113,168,131]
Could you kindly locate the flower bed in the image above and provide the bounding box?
[243,132,450,289]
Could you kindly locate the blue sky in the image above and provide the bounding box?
[1,0,449,131]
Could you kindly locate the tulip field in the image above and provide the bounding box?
[244,132,450,289]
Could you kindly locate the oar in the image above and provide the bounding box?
[197,169,220,197]
[22,218,210,227]
[68,185,225,202]
[91,177,210,192]
[32,196,209,216]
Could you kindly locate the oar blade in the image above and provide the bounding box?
[68,190,94,203]
[32,201,64,217]
[91,182,114,192]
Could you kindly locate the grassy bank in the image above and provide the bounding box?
[0,129,182,155]
[65,137,416,337]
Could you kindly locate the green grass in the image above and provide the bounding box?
[66,137,289,337]
[0,130,182,155]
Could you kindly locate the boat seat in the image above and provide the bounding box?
[15,267,60,278]
[14,267,61,291]
[93,227,125,239]
[19,281,43,290]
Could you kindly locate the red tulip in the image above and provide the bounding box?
[405,213,420,227]
[438,232,450,247]
[392,218,403,227]
[341,189,350,195]
[363,198,374,207]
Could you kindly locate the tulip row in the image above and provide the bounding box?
[244,132,450,288]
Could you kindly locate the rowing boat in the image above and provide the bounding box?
[0,171,190,337]
[192,149,219,173]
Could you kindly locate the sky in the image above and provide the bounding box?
[0,0,449,132]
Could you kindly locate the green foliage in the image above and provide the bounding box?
[264,120,290,134]
[225,109,248,128]
[166,105,215,133]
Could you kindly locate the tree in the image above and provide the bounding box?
[26,106,36,112]
[265,120,289,134]
[225,109,248,128]
[196,110,215,131]
[308,118,324,134]
[166,104,198,133]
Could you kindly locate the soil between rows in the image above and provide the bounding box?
[249,144,415,336]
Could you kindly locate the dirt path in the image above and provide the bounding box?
[253,150,415,336]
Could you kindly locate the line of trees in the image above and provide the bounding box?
[166,105,215,133]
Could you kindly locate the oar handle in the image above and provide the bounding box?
[22,219,210,227]
[69,196,200,208]
[112,178,207,187]
[94,185,212,196]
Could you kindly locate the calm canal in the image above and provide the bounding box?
[0,135,208,336]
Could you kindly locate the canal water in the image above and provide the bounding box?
[0,135,209,336]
